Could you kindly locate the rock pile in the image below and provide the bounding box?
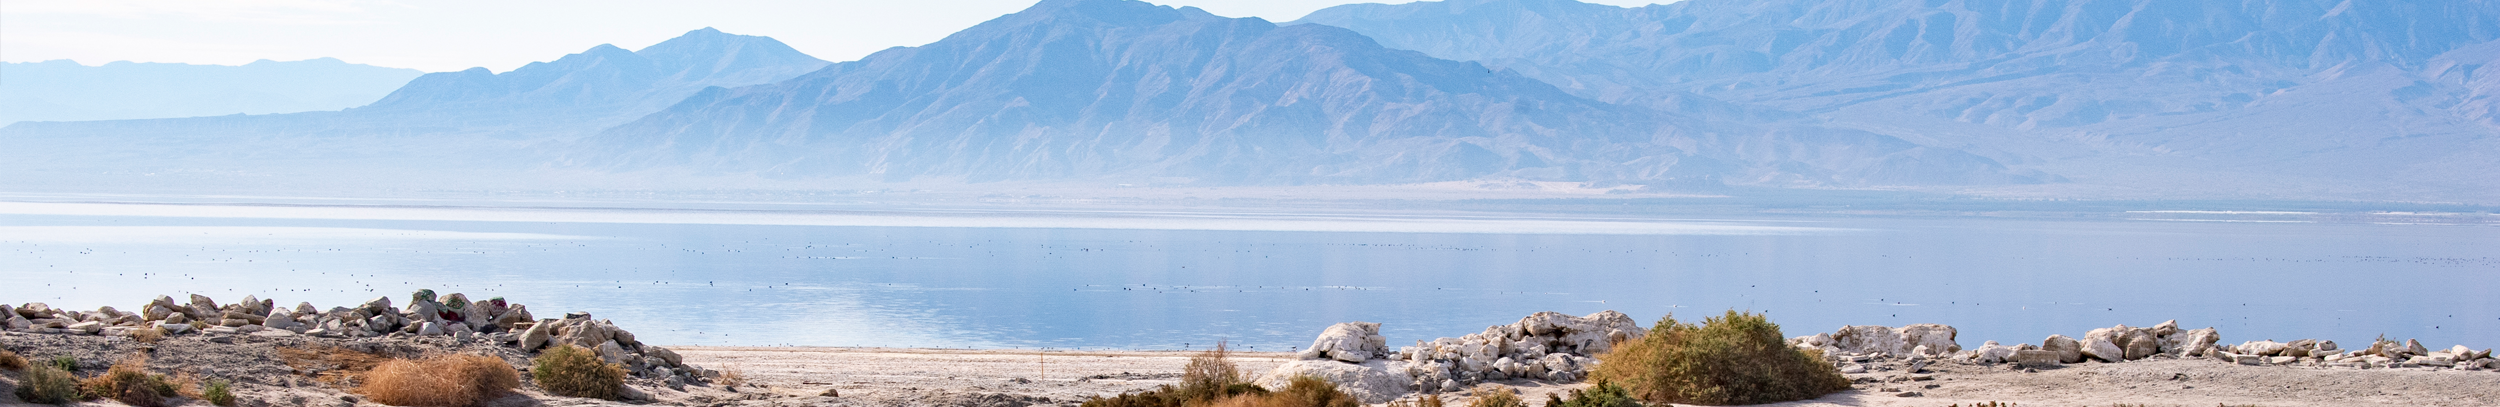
[2218,337,2497,370]
[1788,323,1964,374]
[4,290,713,387]
[1389,311,1644,389]
[1948,320,2222,367]
[1257,311,1647,403]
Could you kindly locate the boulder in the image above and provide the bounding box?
[1300,322,1389,363]
[5,315,30,330]
[1900,324,1961,356]
[1830,325,1907,356]
[67,321,104,335]
[2405,339,2428,357]
[417,322,444,336]
[2165,328,2220,357]
[264,310,303,330]
[1254,360,1410,403]
[2121,330,2160,360]
[520,319,556,350]
[597,340,629,364]
[2079,329,2125,363]
[17,302,52,319]
[1971,341,2016,364]
[2010,350,2062,367]
[2042,335,2083,363]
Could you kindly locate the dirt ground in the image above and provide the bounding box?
[5,335,2496,407]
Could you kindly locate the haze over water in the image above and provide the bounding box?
[2,202,2493,352]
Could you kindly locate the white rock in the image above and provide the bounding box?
[67,321,104,335]
[1300,322,1389,363]
[1972,341,2017,364]
[2043,335,2084,363]
[416,322,443,336]
[2164,328,2220,357]
[2080,328,2126,363]
[1899,324,1961,356]
[1830,325,1906,356]
[1254,359,1410,403]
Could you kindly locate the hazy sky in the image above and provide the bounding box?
[1,0,1677,73]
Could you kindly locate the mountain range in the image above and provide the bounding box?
[574,0,2036,186]
[1293,0,2500,200]
[1,0,2492,203]
[0,58,423,126]
[0,28,829,191]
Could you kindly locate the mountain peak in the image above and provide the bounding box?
[1006,0,1218,27]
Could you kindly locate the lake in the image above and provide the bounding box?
[2,201,2493,352]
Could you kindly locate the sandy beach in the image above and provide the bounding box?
[674,346,2500,407]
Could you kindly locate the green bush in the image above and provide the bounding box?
[205,379,237,406]
[1588,311,1849,406]
[47,355,77,372]
[532,345,625,400]
[1542,381,1641,407]
[14,364,82,404]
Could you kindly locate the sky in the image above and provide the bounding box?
[0,0,1678,73]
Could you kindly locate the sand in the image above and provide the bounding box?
[4,334,2495,407]
[672,346,2500,407]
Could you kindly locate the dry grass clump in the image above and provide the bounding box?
[80,355,182,407]
[1589,310,1850,406]
[0,348,26,371]
[15,363,83,404]
[1464,385,1525,407]
[532,344,625,400]
[1082,342,1269,407]
[357,354,520,407]
[717,366,750,388]
[1202,376,1360,407]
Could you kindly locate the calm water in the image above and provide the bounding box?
[3,208,2494,352]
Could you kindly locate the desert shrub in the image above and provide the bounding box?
[532,345,625,400]
[14,364,82,404]
[1081,342,1269,407]
[130,328,166,343]
[359,354,520,407]
[80,356,180,407]
[0,348,25,371]
[47,355,78,372]
[1542,381,1640,407]
[1588,311,1849,406]
[205,379,237,406]
[717,367,749,388]
[1465,385,1525,407]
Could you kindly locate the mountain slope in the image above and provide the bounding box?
[1294,0,2500,201]
[577,0,2037,187]
[0,58,423,126]
[0,28,830,193]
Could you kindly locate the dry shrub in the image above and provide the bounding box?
[531,344,625,400]
[717,366,749,388]
[1464,385,1525,407]
[358,354,520,407]
[1081,342,1268,407]
[0,348,26,371]
[1589,310,1849,406]
[15,364,82,404]
[279,346,393,387]
[1205,376,1358,407]
[130,328,166,343]
[80,355,180,407]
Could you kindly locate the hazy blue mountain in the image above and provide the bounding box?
[0,28,829,193]
[577,0,2039,187]
[1295,0,2500,201]
[0,58,423,126]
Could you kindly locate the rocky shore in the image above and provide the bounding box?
[2,291,728,406]
[7,299,2497,407]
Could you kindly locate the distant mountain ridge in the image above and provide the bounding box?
[0,58,423,126]
[574,0,2040,187]
[1294,0,2500,201]
[0,28,831,189]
